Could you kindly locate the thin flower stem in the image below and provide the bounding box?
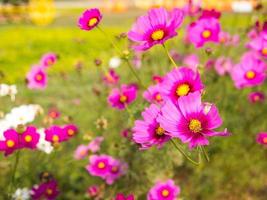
[170,139,200,166]
[162,44,178,68]
[8,150,21,197]
[200,146,210,162]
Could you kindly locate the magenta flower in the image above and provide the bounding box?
[48,108,61,119]
[143,84,164,104]
[0,129,19,156]
[105,158,128,185]
[160,67,204,104]
[158,92,229,149]
[45,126,68,144]
[132,104,171,149]
[88,136,104,153]
[63,124,79,138]
[86,155,112,179]
[115,193,134,200]
[20,126,40,149]
[256,133,267,146]
[31,180,59,200]
[231,52,266,89]
[78,8,102,31]
[108,84,137,110]
[247,32,267,58]
[152,75,163,84]
[147,179,180,200]
[199,9,221,20]
[128,7,184,51]
[103,69,120,86]
[26,65,47,90]
[219,32,239,46]
[183,54,199,71]
[182,0,202,17]
[214,56,233,76]
[248,92,265,103]
[187,17,221,48]
[40,53,58,68]
[87,185,101,198]
[74,145,89,160]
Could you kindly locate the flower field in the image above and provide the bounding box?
[1,3,267,200]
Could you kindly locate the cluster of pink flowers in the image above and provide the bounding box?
[74,136,104,160]
[0,124,78,156]
[31,179,59,200]
[86,154,128,185]
[26,53,58,90]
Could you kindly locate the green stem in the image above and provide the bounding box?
[162,44,178,68]
[8,150,21,197]
[170,139,200,166]
[200,146,210,162]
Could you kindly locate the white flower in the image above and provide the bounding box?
[0,119,11,140]
[12,188,30,200]
[109,57,121,69]
[0,84,17,101]
[4,105,42,128]
[37,128,54,154]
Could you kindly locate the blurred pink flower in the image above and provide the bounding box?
[26,65,47,90]
[40,53,58,68]
[88,136,104,153]
[158,92,229,149]
[31,180,59,200]
[86,155,112,179]
[78,8,102,31]
[214,56,233,76]
[102,70,120,86]
[128,7,184,51]
[248,92,265,103]
[133,104,171,149]
[87,185,101,198]
[147,179,180,200]
[143,84,164,104]
[183,54,199,71]
[74,145,89,160]
[183,0,202,17]
[115,193,134,200]
[256,133,267,146]
[247,32,267,58]
[45,126,68,144]
[105,158,128,185]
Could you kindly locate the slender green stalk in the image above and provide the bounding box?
[8,151,21,197]
[170,139,200,166]
[200,146,210,162]
[162,44,178,68]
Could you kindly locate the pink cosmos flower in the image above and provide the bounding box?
[183,54,199,71]
[158,92,229,149]
[160,67,204,104]
[108,84,137,110]
[78,8,102,31]
[199,9,221,20]
[87,185,101,198]
[187,17,221,48]
[133,104,171,149]
[143,84,164,104]
[231,52,266,89]
[31,180,59,200]
[0,129,19,156]
[20,126,40,150]
[147,179,180,200]
[26,65,47,90]
[86,155,112,179]
[63,124,79,138]
[183,0,202,17]
[128,7,184,51]
[88,136,104,153]
[48,108,61,119]
[45,126,68,144]
[214,56,233,76]
[247,32,267,58]
[105,158,128,185]
[40,53,58,68]
[256,133,267,146]
[102,70,120,86]
[115,193,134,200]
[248,92,265,103]
[152,75,163,84]
[74,145,89,160]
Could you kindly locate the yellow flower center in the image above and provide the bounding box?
[202,30,211,39]
[52,135,59,143]
[46,189,53,195]
[36,74,43,81]
[155,93,162,102]
[161,189,170,197]
[189,119,202,133]
[245,70,256,79]
[80,149,87,156]
[25,135,32,142]
[6,140,15,148]
[155,126,165,136]
[120,95,127,103]
[262,48,267,55]
[263,137,267,143]
[176,84,190,97]
[88,17,98,27]
[47,59,54,65]
[151,30,165,41]
[97,161,105,169]
[68,129,75,136]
